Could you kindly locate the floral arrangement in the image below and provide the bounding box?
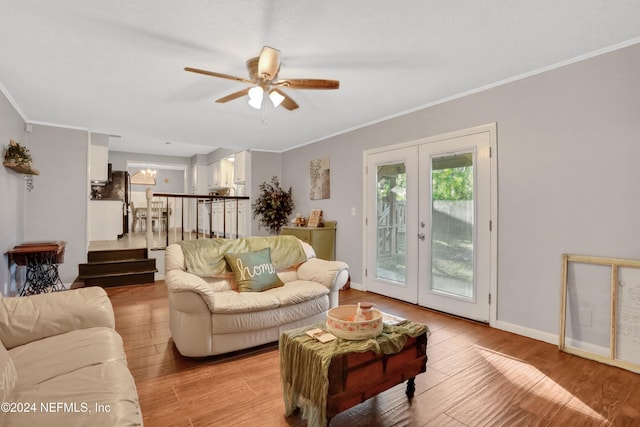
[252,176,295,234]
[4,139,33,167]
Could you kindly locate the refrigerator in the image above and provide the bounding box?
[94,170,130,236]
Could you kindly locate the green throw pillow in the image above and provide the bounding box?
[224,247,284,292]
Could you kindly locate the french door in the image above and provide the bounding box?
[365,125,495,323]
[365,147,419,302]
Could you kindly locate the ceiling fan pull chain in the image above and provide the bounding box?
[261,100,268,125]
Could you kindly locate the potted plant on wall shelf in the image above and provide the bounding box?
[3,139,39,175]
[252,176,295,234]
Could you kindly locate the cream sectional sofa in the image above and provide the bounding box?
[165,235,349,357]
[0,287,142,426]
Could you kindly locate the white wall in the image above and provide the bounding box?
[0,89,26,295]
[249,151,281,236]
[0,95,89,294]
[281,42,640,339]
[24,124,89,286]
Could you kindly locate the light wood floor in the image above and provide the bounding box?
[89,230,204,251]
[105,283,640,427]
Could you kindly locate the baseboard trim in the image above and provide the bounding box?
[495,320,558,346]
[563,338,610,357]
[348,287,560,348]
[348,281,364,291]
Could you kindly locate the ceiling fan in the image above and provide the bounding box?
[185,46,339,111]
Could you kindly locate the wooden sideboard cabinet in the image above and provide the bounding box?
[281,221,336,260]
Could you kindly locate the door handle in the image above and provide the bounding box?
[418,233,425,241]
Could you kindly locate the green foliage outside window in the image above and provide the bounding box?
[432,166,473,201]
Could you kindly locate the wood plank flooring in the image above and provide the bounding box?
[105,283,640,426]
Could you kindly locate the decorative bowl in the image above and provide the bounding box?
[326,304,383,340]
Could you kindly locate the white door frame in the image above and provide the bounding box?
[362,123,498,326]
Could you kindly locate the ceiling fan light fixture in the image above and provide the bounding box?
[248,97,262,109]
[131,171,156,186]
[258,46,280,80]
[248,86,264,109]
[269,90,285,108]
[185,45,338,112]
[248,86,263,100]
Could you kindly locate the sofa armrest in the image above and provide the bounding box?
[297,258,349,290]
[165,270,217,312]
[0,287,115,350]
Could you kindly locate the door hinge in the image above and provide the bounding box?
[488,293,492,305]
[489,147,492,158]
[365,269,367,277]
[489,220,492,231]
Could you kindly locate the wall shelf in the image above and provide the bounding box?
[3,161,39,175]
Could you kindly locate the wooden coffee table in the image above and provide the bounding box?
[280,323,428,427]
[325,332,427,419]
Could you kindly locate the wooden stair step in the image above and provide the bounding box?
[83,272,156,288]
[88,248,148,263]
[81,247,156,288]
[79,258,156,277]
[78,267,158,280]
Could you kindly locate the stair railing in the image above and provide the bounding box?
[142,189,250,251]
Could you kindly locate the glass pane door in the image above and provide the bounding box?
[366,146,418,303]
[417,129,492,322]
[430,153,474,300]
[376,163,407,284]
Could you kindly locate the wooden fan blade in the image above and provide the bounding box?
[272,79,339,90]
[271,89,299,111]
[184,67,253,84]
[216,88,251,103]
[258,46,280,81]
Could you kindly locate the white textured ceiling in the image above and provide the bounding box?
[1,1,638,157]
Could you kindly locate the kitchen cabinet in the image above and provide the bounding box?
[281,221,336,260]
[190,164,209,232]
[211,201,224,237]
[225,200,248,238]
[197,201,210,235]
[220,158,233,187]
[210,158,234,188]
[224,200,237,238]
[210,199,248,238]
[234,151,248,184]
[237,200,248,237]
[210,161,220,188]
[89,200,123,241]
[89,134,109,182]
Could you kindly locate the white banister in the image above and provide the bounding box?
[146,187,153,251]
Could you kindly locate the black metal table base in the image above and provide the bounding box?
[19,253,66,296]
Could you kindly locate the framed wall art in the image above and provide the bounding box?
[310,157,330,200]
[307,209,323,227]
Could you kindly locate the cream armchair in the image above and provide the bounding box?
[0,287,142,426]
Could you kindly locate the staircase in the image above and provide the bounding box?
[79,248,157,287]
